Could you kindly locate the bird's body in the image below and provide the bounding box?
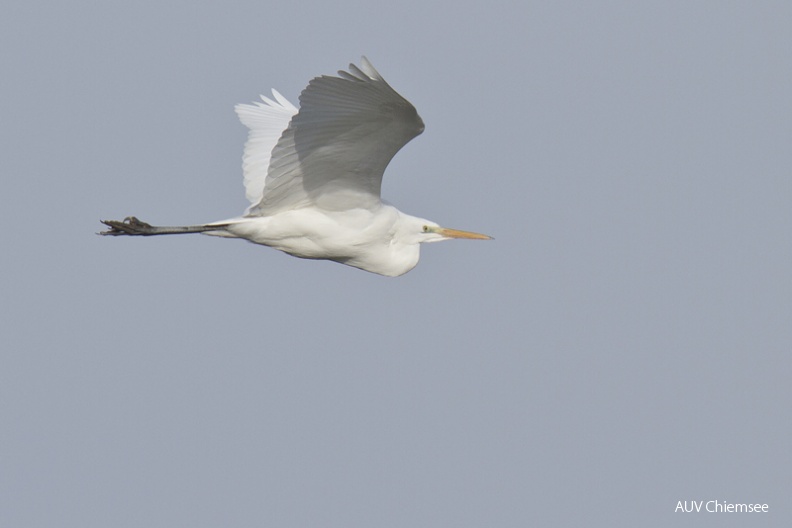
[206,204,422,276]
[101,58,490,276]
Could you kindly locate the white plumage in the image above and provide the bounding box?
[235,89,297,211]
[101,57,490,277]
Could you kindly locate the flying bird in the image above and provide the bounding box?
[100,57,491,276]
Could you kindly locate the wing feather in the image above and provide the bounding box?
[246,57,424,215]
[235,89,298,213]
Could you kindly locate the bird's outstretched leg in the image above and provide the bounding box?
[99,216,222,236]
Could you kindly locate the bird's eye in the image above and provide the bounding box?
[422,225,429,232]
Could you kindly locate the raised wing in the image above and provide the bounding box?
[235,90,298,214]
[246,57,425,215]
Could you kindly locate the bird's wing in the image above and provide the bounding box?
[246,57,425,215]
[235,90,298,214]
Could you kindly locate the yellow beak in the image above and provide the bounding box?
[435,227,493,240]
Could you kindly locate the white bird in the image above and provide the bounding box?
[101,57,491,276]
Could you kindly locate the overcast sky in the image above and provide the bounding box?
[2,1,790,527]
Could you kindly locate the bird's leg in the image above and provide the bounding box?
[99,216,221,236]
[99,217,155,236]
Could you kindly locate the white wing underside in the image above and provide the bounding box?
[234,90,297,214]
[235,57,424,216]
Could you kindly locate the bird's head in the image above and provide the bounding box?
[404,216,492,245]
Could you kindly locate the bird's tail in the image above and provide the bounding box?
[99,216,229,236]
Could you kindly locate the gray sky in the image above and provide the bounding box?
[2,1,790,526]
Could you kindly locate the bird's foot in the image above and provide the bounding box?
[99,216,154,236]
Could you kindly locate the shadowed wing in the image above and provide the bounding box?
[240,57,425,216]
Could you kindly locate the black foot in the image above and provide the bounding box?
[99,216,153,236]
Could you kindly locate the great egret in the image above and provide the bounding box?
[101,57,491,276]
